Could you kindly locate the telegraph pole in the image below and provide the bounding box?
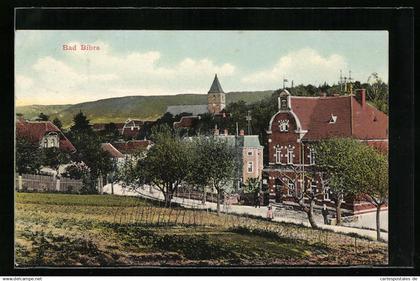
[246,110,252,135]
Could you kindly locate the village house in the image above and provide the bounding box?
[16,117,76,153]
[263,89,388,215]
[110,139,153,159]
[214,129,264,190]
[92,119,144,139]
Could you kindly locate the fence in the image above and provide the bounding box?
[15,173,83,193]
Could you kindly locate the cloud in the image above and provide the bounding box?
[15,42,236,105]
[241,48,347,87]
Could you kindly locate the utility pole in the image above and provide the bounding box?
[246,110,252,135]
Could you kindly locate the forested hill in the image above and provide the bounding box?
[16,90,274,127]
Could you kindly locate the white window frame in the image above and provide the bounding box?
[287,180,295,196]
[311,180,317,194]
[275,148,281,164]
[287,148,293,164]
[309,147,316,165]
[279,120,289,132]
[247,161,254,173]
[324,185,330,201]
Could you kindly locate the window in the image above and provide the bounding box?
[279,120,289,132]
[275,148,281,164]
[247,150,253,156]
[287,148,293,164]
[43,138,48,148]
[247,161,253,173]
[309,148,316,165]
[281,98,287,109]
[329,114,338,124]
[287,180,295,196]
[311,181,317,194]
[324,185,330,200]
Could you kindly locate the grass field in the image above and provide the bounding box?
[15,193,388,267]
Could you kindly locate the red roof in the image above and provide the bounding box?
[289,95,388,141]
[173,116,199,129]
[112,140,152,154]
[101,143,124,158]
[16,119,76,152]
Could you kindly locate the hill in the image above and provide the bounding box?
[16,104,71,119]
[16,90,274,127]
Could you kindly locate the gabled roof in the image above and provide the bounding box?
[16,119,76,152]
[166,105,208,116]
[286,95,388,141]
[101,143,124,158]
[112,140,152,154]
[208,74,224,94]
[173,116,200,129]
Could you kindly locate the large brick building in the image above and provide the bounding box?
[263,89,388,215]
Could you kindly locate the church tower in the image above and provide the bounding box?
[207,74,226,114]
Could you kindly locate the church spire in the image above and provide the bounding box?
[208,74,224,94]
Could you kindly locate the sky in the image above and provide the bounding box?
[15,30,388,106]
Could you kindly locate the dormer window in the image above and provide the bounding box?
[329,114,337,124]
[279,120,289,132]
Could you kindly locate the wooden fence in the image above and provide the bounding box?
[15,173,83,193]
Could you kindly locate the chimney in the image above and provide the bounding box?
[239,129,245,136]
[356,89,366,108]
[224,129,229,136]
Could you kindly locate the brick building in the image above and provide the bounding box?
[263,89,388,215]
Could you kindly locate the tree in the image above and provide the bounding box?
[245,177,260,194]
[276,167,325,228]
[138,125,193,206]
[366,73,389,114]
[68,111,113,193]
[70,111,92,134]
[16,137,43,174]
[37,112,49,121]
[190,136,237,215]
[101,122,120,142]
[354,144,388,240]
[42,147,71,175]
[52,117,63,130]
[314,138,365,225]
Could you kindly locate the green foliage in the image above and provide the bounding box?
[190,136,237,193]
[315,138,388,204]
[36,112,49,121]
[352,145,388,206]
[41,147,71,172]
[67,112,113,191]
[314,138,365,199]
[52,117,63,130]
[244,177,261,194]
[16,137,43,174]
[137,124,194,205]
[18,91,274,128]
[97,122,120,142]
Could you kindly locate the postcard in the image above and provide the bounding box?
[14,30,389,267]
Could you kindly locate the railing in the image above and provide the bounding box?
[15,173,83,193]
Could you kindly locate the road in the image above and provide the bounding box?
[103,183,388,241]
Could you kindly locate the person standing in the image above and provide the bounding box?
[322,204,329,224]
[267,205,274,220]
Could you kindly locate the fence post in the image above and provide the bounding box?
[18,175,22,191]
[56,178,61,192]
